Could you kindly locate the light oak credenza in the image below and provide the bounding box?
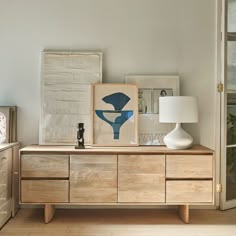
[0,143,20,229]
[19,145,215,224]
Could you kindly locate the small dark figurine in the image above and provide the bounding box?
[75,123,85,149]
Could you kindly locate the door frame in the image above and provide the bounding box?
[214,0,224,210]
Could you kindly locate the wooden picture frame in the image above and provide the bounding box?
[92,84,138,146]
[125,75,180,145]
[0,106,17,144]
[0,107,10,144]
[40,51,102,145]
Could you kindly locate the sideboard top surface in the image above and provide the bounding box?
[0,142,20,152]
[20,145,213,155]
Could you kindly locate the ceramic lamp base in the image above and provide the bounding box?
[164,123,193,149]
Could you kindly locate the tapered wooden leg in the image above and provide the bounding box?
[44,204,55,224]
[178,205,189,223]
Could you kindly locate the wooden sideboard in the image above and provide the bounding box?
[19,145,214,224]
[0,143,20,229]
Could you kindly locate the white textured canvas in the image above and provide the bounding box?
[40,51,102,145]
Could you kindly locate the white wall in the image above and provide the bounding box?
[0,0,216,148]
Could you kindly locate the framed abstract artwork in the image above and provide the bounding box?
[0,107,10,144]
[92,84,138,146]
[40,51,102,145]
[125,75,180,145]
[0,106,17,144]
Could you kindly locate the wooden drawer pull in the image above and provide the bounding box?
[1,157,6,160]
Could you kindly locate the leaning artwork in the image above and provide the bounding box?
[125,75,180,145]
[92,84,138,146]
[40,51,102,145]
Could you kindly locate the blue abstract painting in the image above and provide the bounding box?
[95,92,134,139]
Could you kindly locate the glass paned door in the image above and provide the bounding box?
[226,56,236,202]
[221,0,236,209]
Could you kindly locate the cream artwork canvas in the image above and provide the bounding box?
[40,51,102,145]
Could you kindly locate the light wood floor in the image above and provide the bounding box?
[1,208,236,236]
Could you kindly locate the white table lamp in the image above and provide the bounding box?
[159,96,198,149]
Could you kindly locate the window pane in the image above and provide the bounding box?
[227,93,236,145]
[226,147,236,200]
[227,42,236,90]
[228,0,236,32]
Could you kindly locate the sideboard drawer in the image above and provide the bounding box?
[0,170,11,206]
[0,149,12,210]
[166,155,213,178]
[0,200,11,228]
[0,170,8,185]
[21,154,69,178]
[166,180,213,203]
[0,149,11,172]
[21,180,69,203]
[0,187,9,207]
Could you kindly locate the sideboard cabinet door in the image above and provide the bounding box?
[70,155,117,203]
[118,155,165,203]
